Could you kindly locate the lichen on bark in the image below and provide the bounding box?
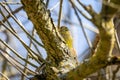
[21,0,78,80]
[21,0,119,80]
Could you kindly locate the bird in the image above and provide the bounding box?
[59,26,77,60]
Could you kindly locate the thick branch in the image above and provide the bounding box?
[65,1,117,80]
[65,17,115,80]
[21,0,68,65]
[21,0,78,80]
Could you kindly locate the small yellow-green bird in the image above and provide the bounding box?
[59,26,77,58]
[59,26,73,49]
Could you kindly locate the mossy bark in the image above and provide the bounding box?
[21,0,78,80]
[21,0,120,80]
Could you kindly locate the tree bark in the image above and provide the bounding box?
[21,0,119,80]
[21,0,78,80]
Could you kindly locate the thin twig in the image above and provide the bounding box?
[0,39,38,68]
[115,30,120,53]
[46,0,49,8]
[1,4,43,62]
[1,22,45,64]
[0,52,30,79]
[50,1,60,11]
[61,18,99,33]
[0,3,45,63]
[72,0,92,20]
[0,4,13,73]
[57,0,63,29]
[0,50,37,75]
[0,1,21,5]
[0,51,29,79]
[77,0,96,17]
[21,27,37,80]
[0,72,9,80]
[28,28,43,56]
[32,42,43,57]
[0,3,44,48]
[0,7,16,32]
[0,5,23,25]
[70,0,93,55]
[4,0,18,20]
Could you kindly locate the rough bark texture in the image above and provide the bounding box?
[21,0,120,80]
[65,14,115,80]
[21,0,78,80]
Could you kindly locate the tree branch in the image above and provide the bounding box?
[21,0,119,80]
[64,1,117,79]
[21,0,78,79]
